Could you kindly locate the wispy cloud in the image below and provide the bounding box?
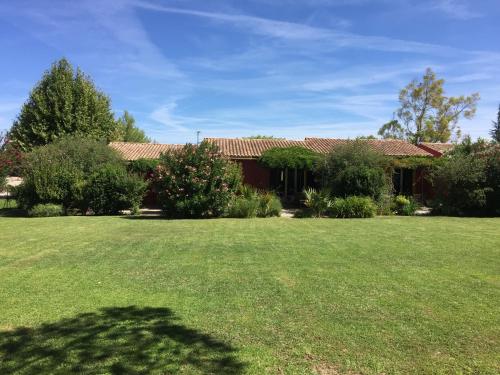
[150,102,190,132]
[132,0,473,56]
[427,0,482,20]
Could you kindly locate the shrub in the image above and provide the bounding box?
[484,145,500,215]
[303,188,332,217]
[329,196,376,218]
[127,158,160,179]
[376,193,394,216]
[317,140,389,200]
[393,195,418,216]
[155,141,242,218]
[431,151,490,215]
[83,164,146,215]
[28,203,63,217]
[227,196,260,218]
[0,174,6,193]
[0,132,24,177]
[226,188,282,218]
[257,192,282,217]
[16,136,123,210]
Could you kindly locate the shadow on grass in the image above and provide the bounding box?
[0,208,26,217]
[0,306,245,374]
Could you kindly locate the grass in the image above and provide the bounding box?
[0,214,499,374]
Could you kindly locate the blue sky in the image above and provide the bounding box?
[0,0,499,143]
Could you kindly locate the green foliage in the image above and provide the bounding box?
[378,120,405,140]
[127,158,160,178]
[430,139,500,216]
[28,203,64,217]
[329,196,377,218]
[382,68,479,144]
[155,141,242,218]
[227,196,260,218]
[490,104,500,143]
[393,195,418,216]
[303,188,332,218]
[318,140,389,200]
[0,176,7,193]
[16,137,123,210]
[483,144,500,215]
[432,154,489,215]
[259,146,320,169]
[391,156,437,169]
[257,192,282,217]
[9,59,117,151]
[227,188,282,218]
[113,111,150,143]
[84,164,146,215]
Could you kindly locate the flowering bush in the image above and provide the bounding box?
[0,132,23,177]
[154,141,242,218]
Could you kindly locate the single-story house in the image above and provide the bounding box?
[417,142,455,157]
[110,137,445,201]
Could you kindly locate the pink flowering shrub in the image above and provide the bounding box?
[154,141,242,218]
[0,132,24,178]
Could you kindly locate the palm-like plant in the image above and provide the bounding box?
[303,188,332,217]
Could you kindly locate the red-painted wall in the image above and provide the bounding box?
[237,159,270,190]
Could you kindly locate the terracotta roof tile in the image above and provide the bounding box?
[304,138,433,156]
[204,138,307,158]
[418,142,455,156]
[109,142,183,160]
[110,138,435,160]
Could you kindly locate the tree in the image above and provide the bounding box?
[317,140,389,200]
[377,120,405,139]
[114,111,150,143]
[381,68,479,144]
[9,58,117,151]
[491,105,500,143]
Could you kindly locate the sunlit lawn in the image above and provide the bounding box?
[0,212,499,374]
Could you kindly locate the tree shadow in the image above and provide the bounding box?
[0,306,245,374]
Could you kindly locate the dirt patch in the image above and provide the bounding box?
[306,354,361,375]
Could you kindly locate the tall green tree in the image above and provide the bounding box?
[9,59,117,151]
[491,104,500,143]
[377,120,405,139]
[114,111,150,143]
[380,68,479,144]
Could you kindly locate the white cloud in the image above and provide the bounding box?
[427,0,482,20]
[150,102,190,132]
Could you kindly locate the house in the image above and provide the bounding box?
[417,142,455,157]
[110,137,439,201]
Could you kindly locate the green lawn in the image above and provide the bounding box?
[0,215,499,374]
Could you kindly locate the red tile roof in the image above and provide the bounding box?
[418,142,455,156]
[109,142,183,160]
[204,138,307,159]
[304,138,432,156]
[110,138,434,160]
